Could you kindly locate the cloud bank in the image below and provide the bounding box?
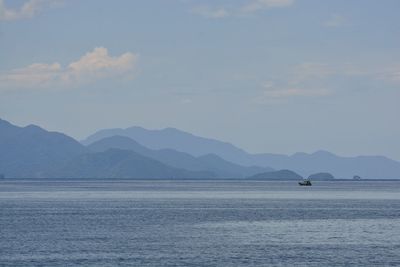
[258,62,400,101]
[192,0,295,19]
[0,0,61,21]
[0,47,138,89]
[192,6,229,19]
[241,0,295,13]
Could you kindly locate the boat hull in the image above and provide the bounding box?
[298,181,312,186]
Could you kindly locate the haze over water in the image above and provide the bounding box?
[1,1,400,266]
[1,180,400,267]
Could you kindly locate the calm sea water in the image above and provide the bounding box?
[1,180,400,267]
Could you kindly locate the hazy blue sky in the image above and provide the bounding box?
[0,0,399,159]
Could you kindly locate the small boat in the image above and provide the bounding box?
[299,179,312,186]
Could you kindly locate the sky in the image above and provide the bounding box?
[0,0,399,160]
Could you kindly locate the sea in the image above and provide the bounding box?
[1,180,400,267]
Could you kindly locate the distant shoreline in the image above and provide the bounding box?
[1,178,400,182]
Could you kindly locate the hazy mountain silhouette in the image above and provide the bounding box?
[51,148,213,179]
[0,118,86,178]
[2,118,400,179]
[87,135,272,178]
[82,126,254,165]
[254,150,400,179]
[196,153,272,178]
[0,119,214,179]
[0,119,252,179]
[84,126,400,179]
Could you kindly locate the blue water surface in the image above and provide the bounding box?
[1,180,400,266]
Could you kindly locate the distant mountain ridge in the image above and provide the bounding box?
[0,118,86,178]
[255,150,400,179]
[50,148,213,179]
[83,126,400,179]
[87,135,272,178]
[82,126,254,164]
[0,119,215,179]
[1,118,400,179]
[0,119,269,179]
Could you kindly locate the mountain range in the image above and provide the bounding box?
[0,119,268,179]
[0,119,85,178]
[49,149,213,179]
[83,126,400,179]
[87,135,271,178]
[1,118,400,179]
[0,119,210,179]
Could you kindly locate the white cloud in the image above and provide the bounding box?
[388,69,400,83]
[0,47,138,89]
[192,0,294,19]
[263,87,331,98]
[0,0,61,21]
[0,63,62,86]
[66,47,137,84]
[324,14,346,27]
[257,62,335,100]
[338,63,400,85]
[258,61,400,102]
[378,65,400,84]
[262,82,331,98]
[242,0,295,13]
[290,62,334,84]
[192,6,229,19]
